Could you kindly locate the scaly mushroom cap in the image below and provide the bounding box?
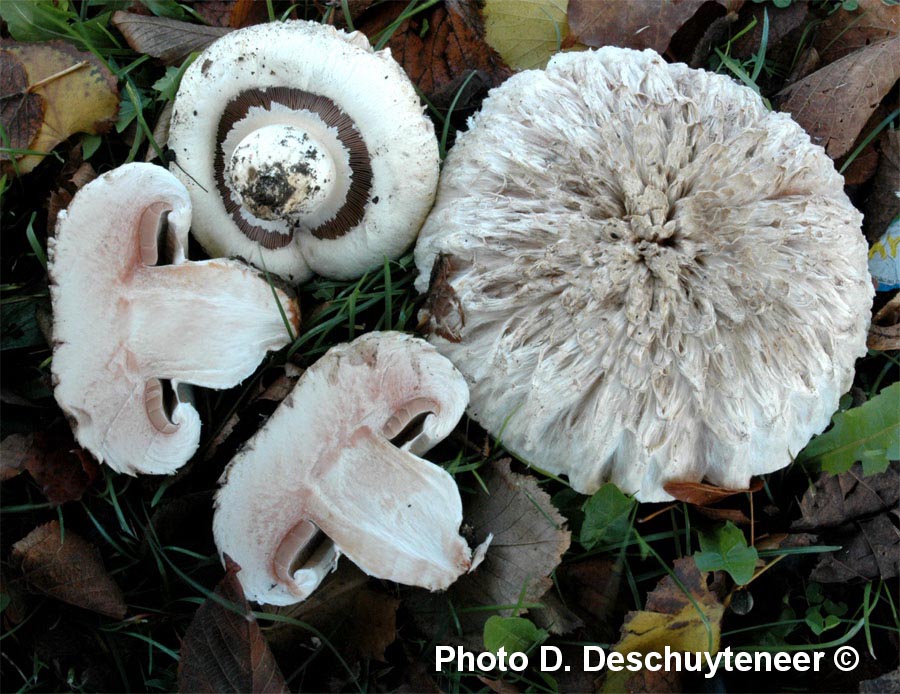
[168,20,440,283]
[213,332,487,606]
[415,48,874,502]
[50,163,299,475]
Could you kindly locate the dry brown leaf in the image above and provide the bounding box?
[863,129,900,243]
[266,562,399,661]
[24,427,100,506]
[731,1,807,60]
[775,36,900,159]
[354,0,511,107]
[793,460,899,531]
[814,0,900,64]
[558,557,623,641]
[191,0,268,29]
[111,11,231,66]
[454,459,570,613]
[601,557,724,693]
[811,510,900,583]
[0,49,43,154]
[0,432,32,481]
[869,294,900,351]
[12,521,126,619]
[2,41,119,175]
[568,0,736,53]
[178,557,288,693]
[664,478,763,506]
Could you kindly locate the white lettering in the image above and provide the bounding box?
[584,646,606,671]
[540,646,562,671]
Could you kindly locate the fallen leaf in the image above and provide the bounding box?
[111,11,231,67]
[775,36,900,159]
[265,562,399,661]
[796,382,900,475]
[810,510,900,583]
[793,460,899,531]
[354,0,511,108]
[24,426,100,505]
[568,0,735,54]
[557,557,623,641]
[869,294,900,351]
[813,0,900,64]
[694,521,759,585]
[664,478,763,506]
[580,483,635,549]
[454,459,571,614]
[178,557,288,693]
[191,0,268,29]
[859,665,900,693]
[694,506,752,525]
[483,615,547,654]
[730,1,807,60]
[601,557,724,693]
[0,49,44,154]
[483,0,573,70]
[12,521,126,619]
[2,41,119,175]
[863,129,900,243]
[0,432,32,480]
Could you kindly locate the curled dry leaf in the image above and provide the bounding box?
[12,521,126,619]
[869,294,900,351]
[775,36,900,159]
[2,41,119,175]
[454,459,571,614]
[663,478,763,507]
[111,11,231,66]
[178,558,288,694]
[601,557,724,693]
[482,0,573,71]
[354,0,511,107]
[568,0,740,54]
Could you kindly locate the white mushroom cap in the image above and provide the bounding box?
[213,332,488,606]
[168,20,440,283]
[415,48,874,502]
[50,163,299,475]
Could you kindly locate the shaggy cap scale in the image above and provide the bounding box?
[415,48,873,502]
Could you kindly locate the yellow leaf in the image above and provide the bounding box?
[483,0,572,71]
[602,557,724,693]
[4,40,119,175]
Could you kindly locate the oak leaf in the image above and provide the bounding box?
[12,521,126,619]
[178,558,287,693]
[2,41,118,175]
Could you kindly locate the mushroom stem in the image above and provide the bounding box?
[226,123,337,224]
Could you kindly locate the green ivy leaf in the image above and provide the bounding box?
[483,616,547,655]
[796,383,900,476]
[579,483,635,550]
[694,522,758,585]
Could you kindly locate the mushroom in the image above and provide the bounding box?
[414,48,874,502]
[213,331,488,606]
[50,162,299,475]
[168,20,440,283]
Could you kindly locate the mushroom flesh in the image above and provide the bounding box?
[50,162,300,475]
[415,48,874,502]
[168,20,440,283]
[213,331,488,605]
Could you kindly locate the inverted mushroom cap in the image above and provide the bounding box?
[50,163,299,475]
[213,331,486,606]
[415,48,874,502]
[168,20,440,283]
